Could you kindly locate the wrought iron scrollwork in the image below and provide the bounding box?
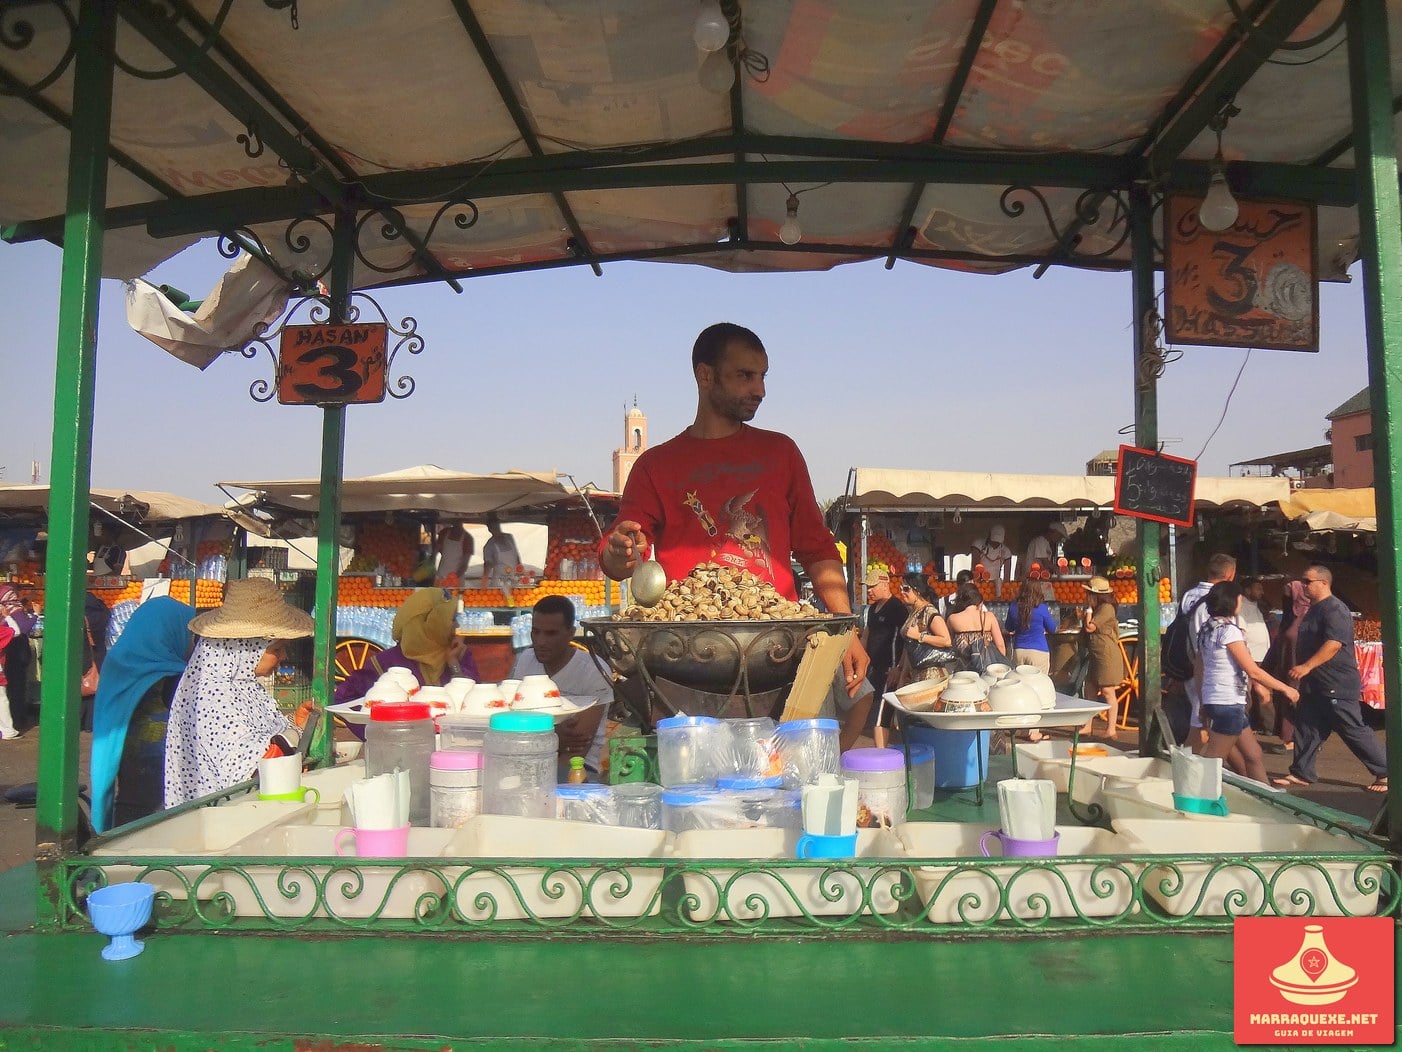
[352,197,480,276]
[238,333,280,403]
[998,185,1133,261]
[0,0,76,97]
[236,119,263,158]
[217,216,335,290]
[112,0,239,81]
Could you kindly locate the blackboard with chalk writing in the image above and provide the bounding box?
[1113,445,1197,527]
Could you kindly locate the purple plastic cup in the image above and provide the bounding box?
[980,829,1060,858]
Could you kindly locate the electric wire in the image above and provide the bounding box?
[1195,348,1253,461]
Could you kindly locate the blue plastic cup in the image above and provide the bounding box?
[796,832,858,859]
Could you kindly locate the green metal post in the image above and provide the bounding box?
[1345,0,1402,849]
[307,210,355,766]
[34,0,116,928]
[1129,185,1164,753]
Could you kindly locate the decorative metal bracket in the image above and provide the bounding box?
[352,197,480,276]
[0,0,77,97]
[236,292,424,404]
[999,185,1133,262]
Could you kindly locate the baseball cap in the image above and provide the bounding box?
[863,569,890,586]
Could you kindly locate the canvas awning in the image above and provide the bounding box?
[0,485,224,523]
[0,3,1387,288]
[842,468,1291,511]
[219,465,568,518]
[1277,487,1377,520]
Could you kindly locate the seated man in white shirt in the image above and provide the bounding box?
[510,594,613,778]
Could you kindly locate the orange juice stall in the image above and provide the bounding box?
[219,466,622,684]
[830,466,1292,642]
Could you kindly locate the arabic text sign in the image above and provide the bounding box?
[277,324,388,405]
[1165,195,1318,352]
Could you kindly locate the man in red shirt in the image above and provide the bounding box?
[600,322,869,694]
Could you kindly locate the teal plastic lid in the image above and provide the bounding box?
[716,775,785,791]
[1172,793,1230,817]
[488,711,553,733]
[775,718,839,735]
[656,715,720,730]
[660,785,721,807]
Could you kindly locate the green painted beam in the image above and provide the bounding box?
[1345,0,1402,851]
[884,0,1000,268]
[1147,0,1325,168]
[34,0,116,930]
[448,0,601,276]
[1129,185,1164,752]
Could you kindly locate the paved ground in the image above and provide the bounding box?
[0,715,1388,874]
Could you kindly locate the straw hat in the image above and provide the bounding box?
[188,577,315,639]
[1084,575,1113,595]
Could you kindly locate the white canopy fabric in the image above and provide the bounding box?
[1277,487,1377,520]
[0,485,224,522]
[0,3,1388,286]
[220,465,568,517]
[845,468,1290,511]
[1301,509,1377,533]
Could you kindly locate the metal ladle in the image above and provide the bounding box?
[628,532,667,607]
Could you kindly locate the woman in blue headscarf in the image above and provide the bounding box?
[89,598,194,833]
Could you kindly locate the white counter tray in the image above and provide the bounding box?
[882,691,1108,731]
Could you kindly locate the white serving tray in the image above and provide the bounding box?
[327,695,599,726]
[882,691,1108,731]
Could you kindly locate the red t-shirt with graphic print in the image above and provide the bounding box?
[603,425,839,601]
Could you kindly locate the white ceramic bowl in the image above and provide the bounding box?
[445,677,476,707]
[334,740,364,763]
[462,684,508,715]
[983,663,1012,680]
[1013,666,1057,710]
[382,668,420,692]
[513,674,561,710]
[365,683,410,704]
[949,671,982,685]
[499,679,522,701]
[988,679,1040,713]
[941,680,989,705]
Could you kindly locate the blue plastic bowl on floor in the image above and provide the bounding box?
[87,882,156,961]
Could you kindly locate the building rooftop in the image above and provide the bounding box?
[1327,388,1370,420]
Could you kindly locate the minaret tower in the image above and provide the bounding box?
[612,397,648,492]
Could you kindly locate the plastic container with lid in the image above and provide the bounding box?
[660,785,740,833]
[429,749,482,828]
[366,701,435,826]
[438,714,487,753]
[774,718,841,786]
[481,711,558,819]
[716,776,801,831]
[721,716,781,779]
[906,743,936,811]
[656,715,725,787]
[555,783,618,824]
[611,782,663,830]
[841,747,909,830]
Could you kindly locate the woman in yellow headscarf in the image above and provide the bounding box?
[334,589,477,702]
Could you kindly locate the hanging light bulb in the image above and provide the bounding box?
[778,194,802,245]
[698,47,735,94]
[1198,158,1238,232]
[693,0,730,52]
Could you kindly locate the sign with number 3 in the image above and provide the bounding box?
[277,323,388,405]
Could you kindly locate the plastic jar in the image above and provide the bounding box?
[723,717,781,779]
[656,715,724,787]
[555,783,618,824]
[611,782,663,829]
[660,785,742,833]
[906,743,936,811]
[841,748,909,830]
[774,718,841,786]
[438,714,487,753]
[481,711,559,819]
[365,701,436,826]
[716,776,800,830]
[429,749,482,828]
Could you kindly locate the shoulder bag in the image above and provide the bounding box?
[80,621,100,697]
[906,607,962,670]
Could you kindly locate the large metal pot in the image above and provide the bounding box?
[581,615,857,719]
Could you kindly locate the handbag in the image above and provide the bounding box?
[904,608,963,671]
[962,611,1008,674]
[80,621,99,697]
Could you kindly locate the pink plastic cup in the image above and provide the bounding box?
[980,829,1060,858]
[334,825,410,858]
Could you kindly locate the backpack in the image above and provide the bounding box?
[1161,595,1208,681]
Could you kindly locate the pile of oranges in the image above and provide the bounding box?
[336,578,414,608]
[930,578,1172,604]
[544,538,600,578]
[853,529,909,582]
[350,522,419,577]
[196,539,231,561]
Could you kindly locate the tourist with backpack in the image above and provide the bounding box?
[1163,553,1236,745]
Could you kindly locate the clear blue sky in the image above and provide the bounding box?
[0,236,1373,506]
